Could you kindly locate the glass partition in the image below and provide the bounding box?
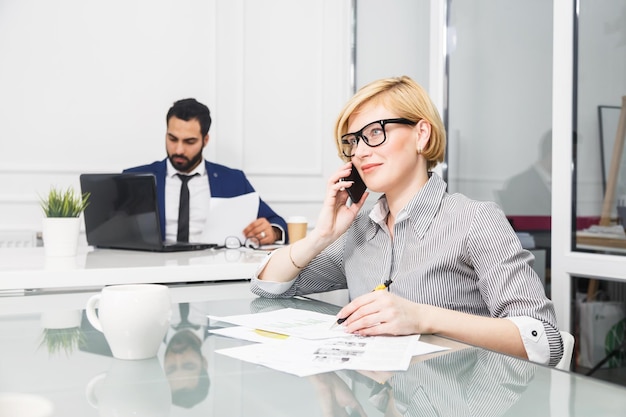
[574,0,626,256]
[446,0,554,291]
[447,0,553,218]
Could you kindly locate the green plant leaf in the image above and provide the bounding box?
[40,186,90,218]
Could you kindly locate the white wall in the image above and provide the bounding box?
[0,0,354,240]
[0,0,218,232]
[0,0,434,244]
[355,0,430,90]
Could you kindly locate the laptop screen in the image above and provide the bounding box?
[80,173,165,250]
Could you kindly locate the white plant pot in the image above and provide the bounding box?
[42,217,81,257]
[41,310,82,329]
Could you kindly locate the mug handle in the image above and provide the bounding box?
[85,372,105,408]
[85,294,103,332]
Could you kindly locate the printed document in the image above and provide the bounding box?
[209,308,450,377]
[216,333,419,377]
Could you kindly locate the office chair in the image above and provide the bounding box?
[556,331,575,371]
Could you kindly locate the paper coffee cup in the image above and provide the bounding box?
[287,216,308,243]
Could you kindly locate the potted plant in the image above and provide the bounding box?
[40,186,90,257]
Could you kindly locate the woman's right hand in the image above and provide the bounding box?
[312,162,369,244]
[257,163,368,283]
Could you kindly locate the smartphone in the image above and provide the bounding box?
[342,168,367,203]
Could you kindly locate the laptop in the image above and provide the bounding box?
[79,173,216,252]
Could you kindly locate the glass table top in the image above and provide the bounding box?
[1,283,626,417]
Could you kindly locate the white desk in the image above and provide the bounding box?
[0,247,269,292]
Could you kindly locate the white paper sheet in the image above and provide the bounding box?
[209,307,350,340]
[201,192,259,244]
[210,325,449,357]
[208,308,456,377]
[209,308,451,377]
[215,334,419,377]
[217,340,345,376]
[210,326,290,344]
[411,340,450,356]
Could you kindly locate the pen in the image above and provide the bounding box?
[330,279,393,329]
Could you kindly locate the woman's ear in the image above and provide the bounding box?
[415,120,431,154]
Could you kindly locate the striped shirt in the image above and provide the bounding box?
[251,173,563,366]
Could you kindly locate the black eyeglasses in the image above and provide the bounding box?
[340,118,417,158]
[213,236,260,250]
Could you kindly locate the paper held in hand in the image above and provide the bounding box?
[202,192,259,244]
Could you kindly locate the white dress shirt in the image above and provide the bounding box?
[164,159,211,243]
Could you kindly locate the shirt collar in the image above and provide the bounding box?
[367,172,447,240]
[166,158,206,179]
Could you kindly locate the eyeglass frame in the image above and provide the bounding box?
[213,236,261,250]
[340,118,417,158]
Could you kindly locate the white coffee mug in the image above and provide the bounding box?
[85,284,172,360]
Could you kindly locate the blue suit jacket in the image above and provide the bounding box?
[123,159,288,241]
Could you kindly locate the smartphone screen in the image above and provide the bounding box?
[343,168,367,203]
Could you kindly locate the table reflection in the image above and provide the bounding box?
[379,348,537,416]
[5,289,623,416]
[39,309,83,356]
[165,303,211,408]
[35,297,540,416]
[77,302,212,411]
[85,357,170,417]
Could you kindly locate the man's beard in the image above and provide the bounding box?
[168,150,203,173]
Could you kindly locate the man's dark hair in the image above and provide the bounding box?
[167,98,212,136]
[166,329,211,409]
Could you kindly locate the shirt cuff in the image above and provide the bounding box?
[271,224,285,244]
[505,316,550,365]
[252,251,296,295]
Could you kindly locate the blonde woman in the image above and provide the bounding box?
[251,76,563,366]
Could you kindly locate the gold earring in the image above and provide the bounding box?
[418,145,423,154]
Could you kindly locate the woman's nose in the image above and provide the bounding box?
[353,137,372,158]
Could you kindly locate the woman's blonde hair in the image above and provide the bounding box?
[334,76,446,171]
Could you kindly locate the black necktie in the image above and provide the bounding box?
[176,173,198,242]
[174,303,200,331]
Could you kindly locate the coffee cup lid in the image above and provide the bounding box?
[287,216,307,223]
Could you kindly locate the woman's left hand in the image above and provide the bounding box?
[337,291,424,336]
